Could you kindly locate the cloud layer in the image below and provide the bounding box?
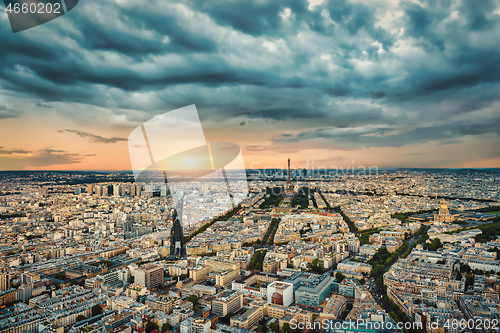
[0,148,82,170]
[0,0,499,168]
[60,129,127,144]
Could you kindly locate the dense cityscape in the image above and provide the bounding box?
[2,0,500,331]
[0,165,499,333]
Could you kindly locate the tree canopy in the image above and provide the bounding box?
[161,323,172,332]
[146,322,159,333]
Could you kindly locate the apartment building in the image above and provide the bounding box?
[230,306,263,330]
[211,290,243,317]
[145,294,174,314]
[211,269,239,288]
[134,264,164,290]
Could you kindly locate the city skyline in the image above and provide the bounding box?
[0,168,498,332]
[1,0,500,170]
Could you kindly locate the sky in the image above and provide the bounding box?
[0,0,500,171]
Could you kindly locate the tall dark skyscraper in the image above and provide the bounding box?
[286,158,294,194]
[169,197,186,259]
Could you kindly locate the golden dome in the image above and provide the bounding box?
[440,199,448,209]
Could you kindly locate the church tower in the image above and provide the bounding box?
[434,198,455,223]
[439,198,449,216]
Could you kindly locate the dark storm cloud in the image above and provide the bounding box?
[393,0,500,96]
[460,0,498,31]
[235,103,393,129]
[0,23,308,96]
[277,118,500,148]
[239,107,327,121]
[189,0,309,36]
[0,0,499,151]
[36,103,52,108]
[60,129,127,144]
[323,0,394,50]
[66,3,218,57]
[190,0,393,50]
[400,0,445,50]
[0,0,384,98]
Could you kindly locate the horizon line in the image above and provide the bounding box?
[1,167,500,172]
